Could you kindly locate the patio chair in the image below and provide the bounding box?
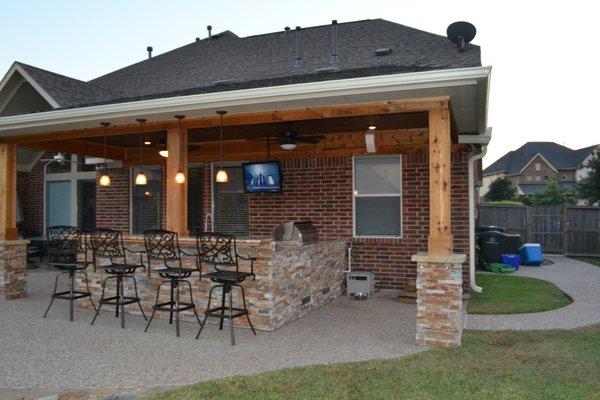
[143,229,203,337]
[193,231,256,345]
[42,226,96,322]
[89,228,147,329]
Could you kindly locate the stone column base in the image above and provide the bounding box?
[0,240,29,300]
[411,252,466,348]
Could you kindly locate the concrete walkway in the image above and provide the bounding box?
[0,269,422,394]
[466,256,600,331]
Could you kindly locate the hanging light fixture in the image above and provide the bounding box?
[135,119,148,185]
[174,115,186,184]
[159,149,169,158]
[215,110,229,183]
[99,122,111,186]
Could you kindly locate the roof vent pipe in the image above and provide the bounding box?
[146,46,153,59]
[294,26,303,68]
[207,25,212,38]
[283,26,291,36]
[330,20,340,64]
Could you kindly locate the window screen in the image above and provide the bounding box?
[353,156,402,237]
[131,166,162,234]
[213,165,249,237]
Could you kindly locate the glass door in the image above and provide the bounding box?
[46,181,71,227]
[77,180,96,230]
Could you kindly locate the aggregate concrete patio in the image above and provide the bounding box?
[0,269,422,394]
[467,256,600,330]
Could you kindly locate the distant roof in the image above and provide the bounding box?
[3,19,481,113]
[484,142,598,176]
[517,182,577,195]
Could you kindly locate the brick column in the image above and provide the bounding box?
[411,252,466,347]
[0,240,28,300]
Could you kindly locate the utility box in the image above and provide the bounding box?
[346,271,376,297]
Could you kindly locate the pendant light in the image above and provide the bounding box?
[215,110,229,183]
[99,122,111,187]
[174,115,186,184]
[134,119,148,185]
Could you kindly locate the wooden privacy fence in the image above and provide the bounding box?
[477,205,600,256]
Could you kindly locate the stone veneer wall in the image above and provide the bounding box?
[19,151,471,291]
[0,241,28,300]
[412,252,466,347]
[77,238,347,331]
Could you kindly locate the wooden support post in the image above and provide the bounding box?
[165,127,188,235]
[0,143,18,241]
[427,107,453,255]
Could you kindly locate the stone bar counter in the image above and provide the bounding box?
[77,237,347,331]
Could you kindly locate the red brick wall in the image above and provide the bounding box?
[96,168,130,232]
[17,161,44,235]
[247,152,470,290]
[19,152,471,290]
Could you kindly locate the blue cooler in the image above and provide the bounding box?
[501,253,520,270]
[520,244,543,266]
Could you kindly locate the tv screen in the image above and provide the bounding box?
[242,161,282,193]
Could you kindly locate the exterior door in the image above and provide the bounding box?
[46,181,71,227]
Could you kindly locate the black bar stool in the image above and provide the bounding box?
[89,228,147,328]
[194,232,256,345]
[43,226,96,321]
[143,229,202,337]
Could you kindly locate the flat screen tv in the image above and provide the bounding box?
[242,161,282,193]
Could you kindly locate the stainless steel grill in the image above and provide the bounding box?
[271,221,317,244]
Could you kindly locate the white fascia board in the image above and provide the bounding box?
[0,66,491,136]
[0,63,61,109]
[459,127,492,144]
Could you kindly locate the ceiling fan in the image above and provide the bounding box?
[248,122,325,151]
[40,153,80,166]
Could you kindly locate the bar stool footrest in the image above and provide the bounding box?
[153,301,195,313]
[52,290,92,300]
[205,306,248,319]
[99,296,141,306]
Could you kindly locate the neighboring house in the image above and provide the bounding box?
[0,19,491,347]
[481,142,599,198]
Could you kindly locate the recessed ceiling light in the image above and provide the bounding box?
[144,140,151,145]
[368,125,376,130]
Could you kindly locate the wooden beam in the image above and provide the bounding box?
[427,106,453,256]
[21,139,127,160]
[165,126,188,235]
[0,143,18,240]
[1,97,450,144]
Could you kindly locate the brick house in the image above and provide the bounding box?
[0,19,491,347]
[481,142,599,198]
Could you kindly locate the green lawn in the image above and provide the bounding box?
[571,257,600,268]
[148,326,600,400]
[467,273,572,315]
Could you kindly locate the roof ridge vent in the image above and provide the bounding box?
[294,26,303,68]
[375,47,392,56]
[330,20,340,64]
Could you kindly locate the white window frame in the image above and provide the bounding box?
[43,154,97,233]
[352,155,403,239]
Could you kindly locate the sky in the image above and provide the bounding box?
[0,0,598,166]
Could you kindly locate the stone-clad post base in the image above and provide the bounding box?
[411,252,466,348]
[0,240,28,300]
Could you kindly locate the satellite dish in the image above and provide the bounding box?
[446,21,476,50]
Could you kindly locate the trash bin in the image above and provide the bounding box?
[501,253,521,270]
[477,230,522,265]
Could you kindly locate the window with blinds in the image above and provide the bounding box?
[353,156,402,237]
[187,166,204,231]
[131,166,162,234]
[213,165,249,237]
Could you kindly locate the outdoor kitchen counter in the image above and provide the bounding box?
[77,237,348,331]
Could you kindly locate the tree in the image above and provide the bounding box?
[485,177,517,202]
[577,151,600,205]
[529,177,578,206]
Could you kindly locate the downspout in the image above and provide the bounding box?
[459,128,492,293]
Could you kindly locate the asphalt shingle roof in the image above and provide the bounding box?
[6,19,481,112]
[484,142,598,176]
